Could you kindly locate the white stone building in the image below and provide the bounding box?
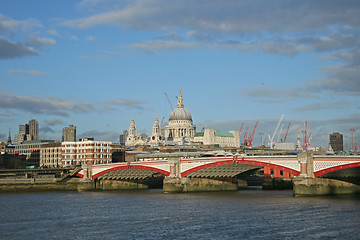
[149,115,164,146]
[165,89,196,143]
[194,129,240,147]
[40,142,63,168]
[125,116,146,146]
[62,138,112,167]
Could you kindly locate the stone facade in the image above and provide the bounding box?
[40,142,62,168]
[193,129,240,147]
[149,115,164,146]
[165,89,196,143]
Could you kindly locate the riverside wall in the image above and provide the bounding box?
[0,178,89,192]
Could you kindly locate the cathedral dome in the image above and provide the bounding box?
[168,89,193,122]
[169,107,192,121]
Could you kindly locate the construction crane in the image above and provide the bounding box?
[164,93,174,110]
[160,116,165,129]
[281,123,291,142]
[248,121,258,147]
[268,114,284,149]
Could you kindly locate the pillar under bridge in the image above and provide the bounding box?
[163,159,255,193]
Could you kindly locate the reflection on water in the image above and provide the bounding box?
[0,189,359,240]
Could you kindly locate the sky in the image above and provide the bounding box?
[0,0,359,149]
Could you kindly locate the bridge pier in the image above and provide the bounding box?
[293,152,360,195]
[163,158,240,192]
[77,163,95,191]
[163,177,239,193]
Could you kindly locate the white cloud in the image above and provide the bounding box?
[86,35,97,41]
[27,35,56,47]
[70,35,79,41]
[47,29,58,36]
[8,69,44,77]
[105,98,148,110]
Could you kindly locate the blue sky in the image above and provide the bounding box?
[0,0,359,148]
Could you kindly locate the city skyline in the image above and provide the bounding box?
[1,1,359,147]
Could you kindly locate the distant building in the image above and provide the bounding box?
[62,138,112,167]
[0,141,5,154]
[164,89,196,143]
[329,132,343,152]
[62,125,76,142]
[14,140,55,167]
[40,142,62,168]
[119,130,128,145]
[125,117,145,146]
[149,115,164,146]
[274,142,295,151]
[14,119,39,143]
[15,124,29,143]
[29,119,39,140]
[194,129,240,147]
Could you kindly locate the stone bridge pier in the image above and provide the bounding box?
[163,158,240,193]
[293,153,360,196]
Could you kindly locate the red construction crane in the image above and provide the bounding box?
[281,123,291,142]
[248,121,258,147]
[160,116,165,129]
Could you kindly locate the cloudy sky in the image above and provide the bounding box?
[0,0,359,148]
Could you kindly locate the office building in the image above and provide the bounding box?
[62,125,76,142]
[329,132,343,152]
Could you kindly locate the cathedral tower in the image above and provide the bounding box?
[149,115,164,146]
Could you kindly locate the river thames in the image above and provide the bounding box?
[0,189,359,239]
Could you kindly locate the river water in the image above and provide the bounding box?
[0,189,359,240]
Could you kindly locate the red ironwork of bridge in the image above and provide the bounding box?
[77,155,360,180]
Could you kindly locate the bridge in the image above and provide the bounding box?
[75,153,360,195]
[77,154,360,181]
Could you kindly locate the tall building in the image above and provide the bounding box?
[19,124,29,135]
[329,132,343,152]
[165,89,196,143]
[62,125,76,142]
[28,119,39,140]
[15,124,29,143]
[119,130,128,145]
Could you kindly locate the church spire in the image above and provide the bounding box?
[177,88,184,108]
[7,128,11,145]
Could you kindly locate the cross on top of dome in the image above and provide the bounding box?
[177,88,184,108]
